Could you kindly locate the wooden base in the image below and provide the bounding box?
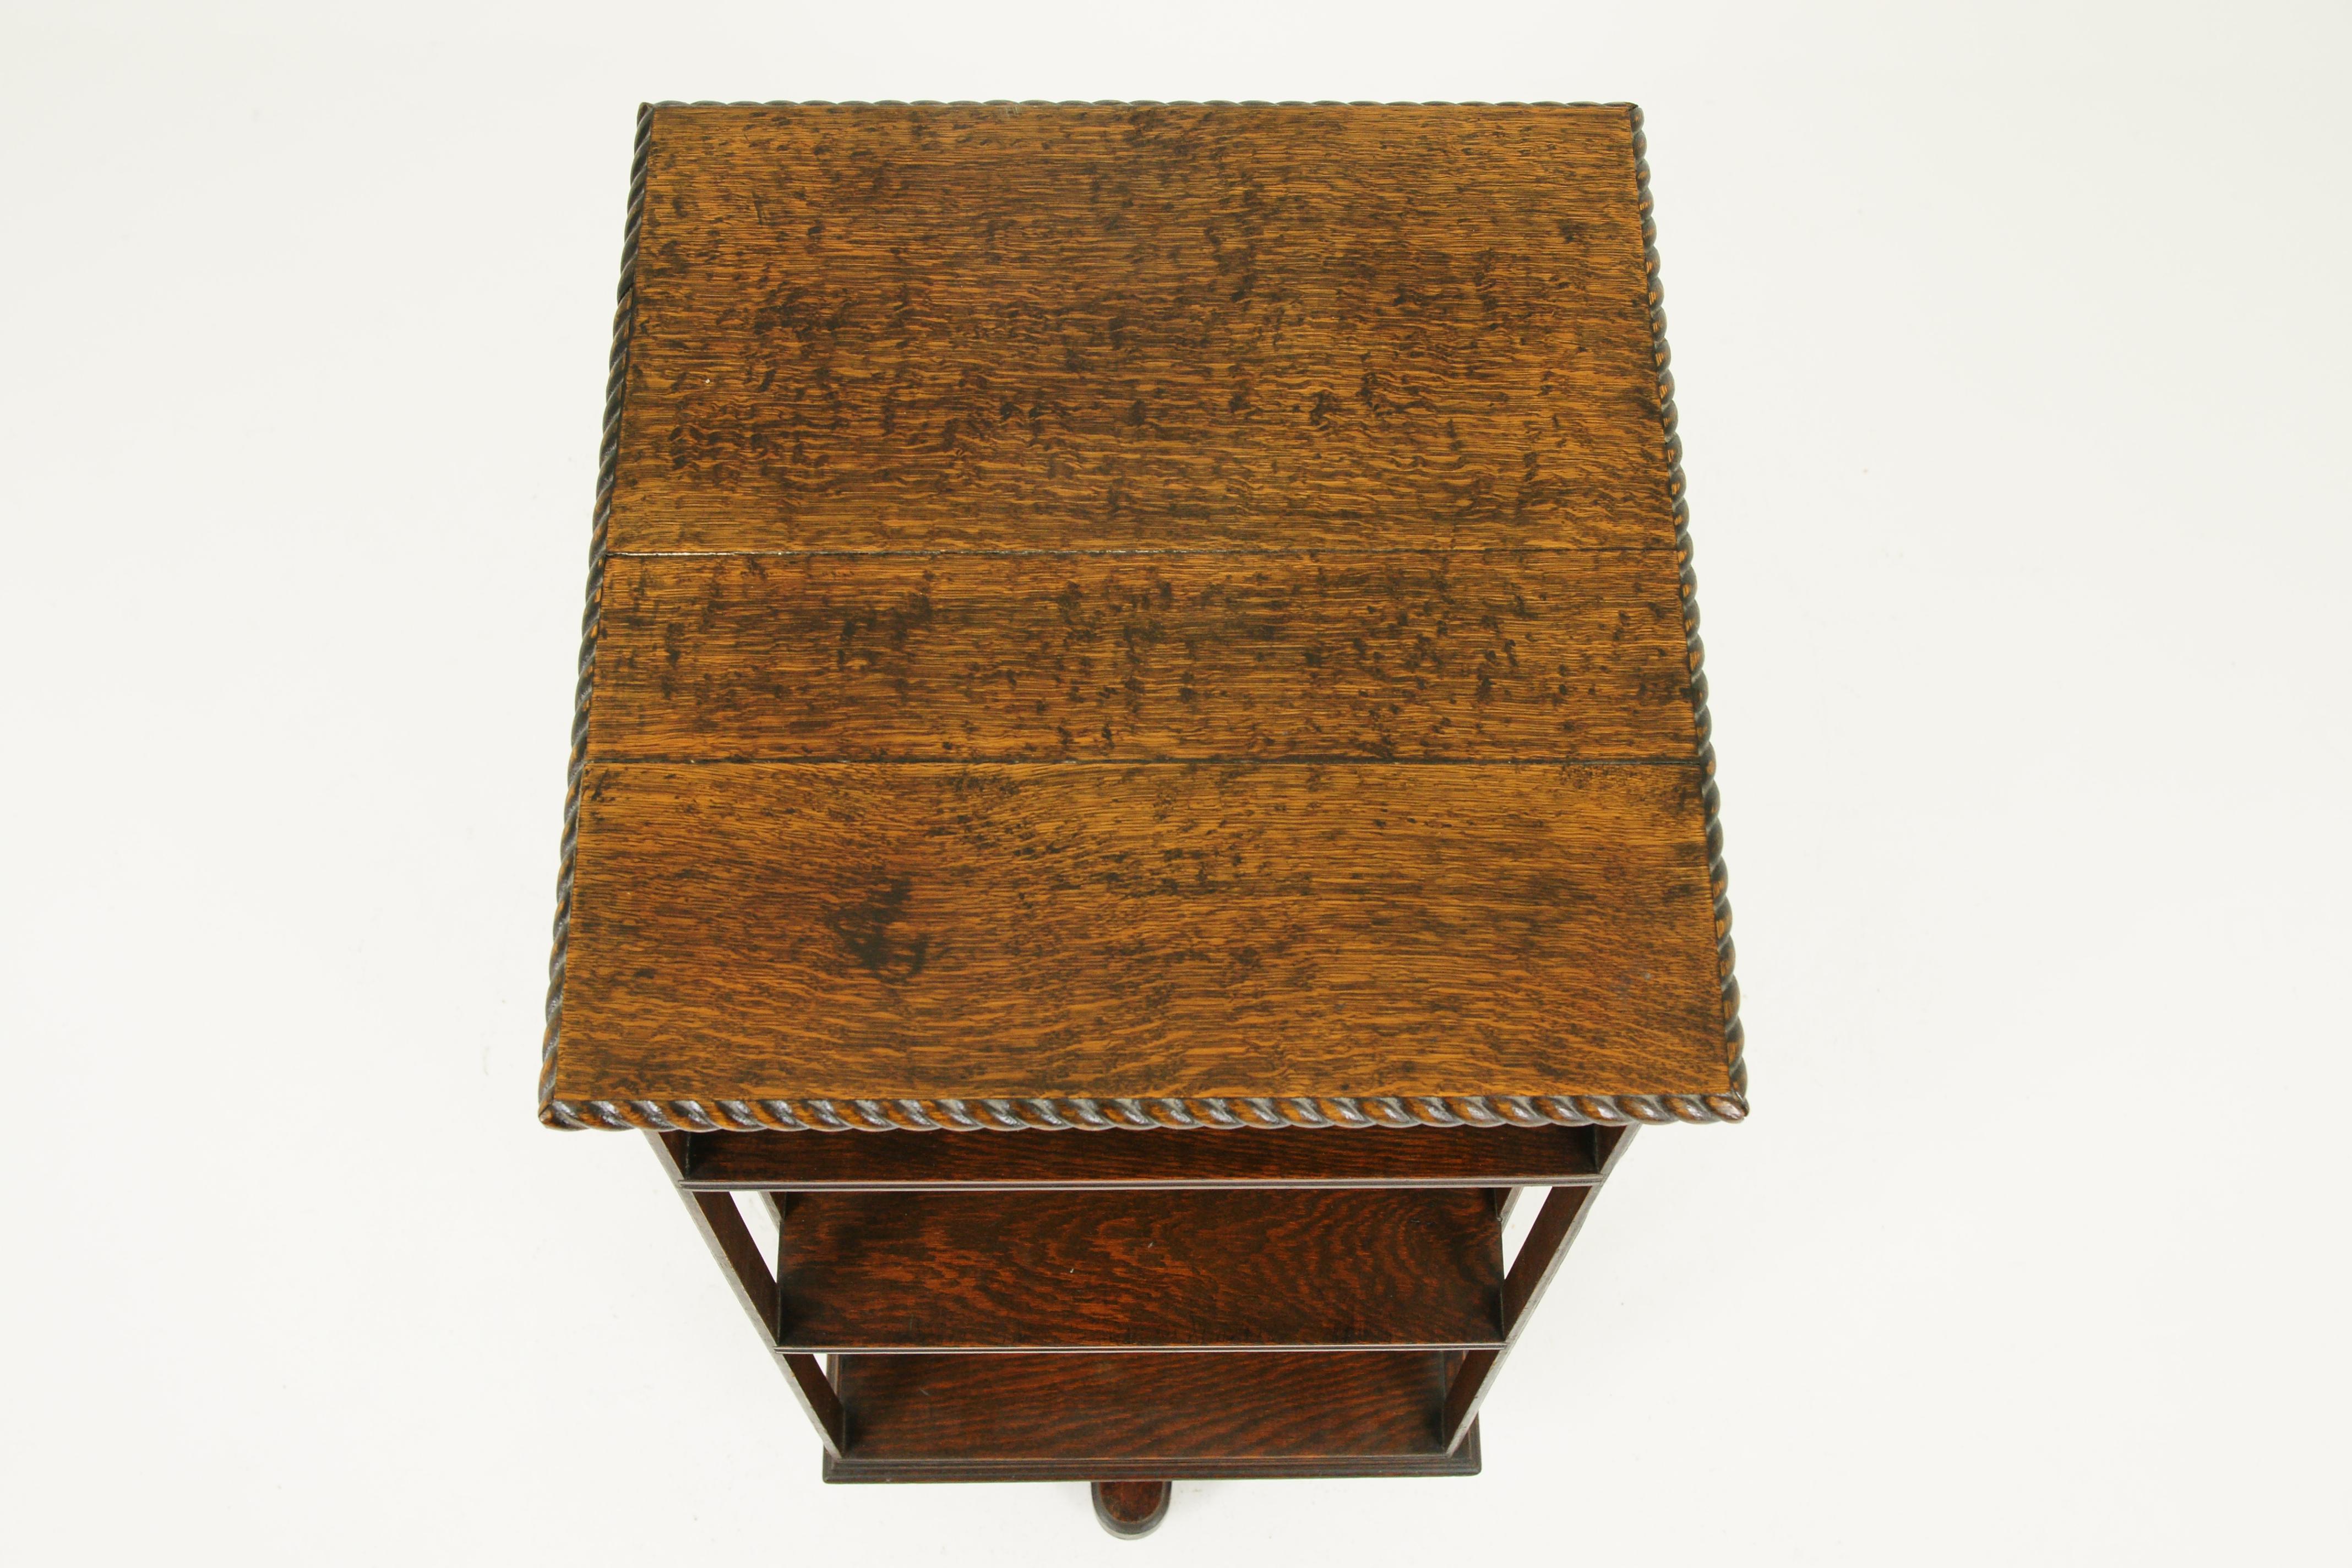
[819,1352,1482,1482]
[1092,1481,1172,1539]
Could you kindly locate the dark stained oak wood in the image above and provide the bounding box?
[1439,1125,1634,1451]
[589,549,1697,763]
[645,1134,777,1331]
[551,103,1740,1120]
[680,1123,1609,1190]
[687,1189,777,1330]
[614,104,1670,556]
[1092,1480,1171,1538]
[566,103,1727,1514]
[774,1188,1502,1352]
[642,1134,844,1455]
[824,1352,1480,1480]
[1502,1184,1596,1329]
[777,1353,846,1456]
[553,761,1729,1105]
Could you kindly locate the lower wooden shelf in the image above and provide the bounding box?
[821,1352,1482,1482]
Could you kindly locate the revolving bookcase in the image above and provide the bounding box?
[541,100,1744,1539]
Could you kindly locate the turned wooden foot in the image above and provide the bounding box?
[1091,1480,1172,1538]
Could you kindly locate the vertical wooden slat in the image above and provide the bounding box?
[1498,1185,1596,1330]
[644,1132,844,1457]
[688,1189,780,1330]
[780,1353,847,1455]
[1438,1347,1500,1446]
[1440,1128,1636,1452]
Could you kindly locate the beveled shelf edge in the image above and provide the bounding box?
[542,1072,1746,1132]
[683,1120,1613,1186]
[653,97,1627,110]
[782,1337,1511,1355]
[819,1440,1482,1484]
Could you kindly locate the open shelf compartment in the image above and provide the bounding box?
[685,1123,1610,1191]
[824,1351,1482,1482]
[776,1187,1506,1352]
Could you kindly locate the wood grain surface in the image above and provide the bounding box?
[589,549,1697,761]
[826,1351,1479,1480]
[613,104,1669,554]
[774,1188,1501,1351]
[680,1123,1608,1190]
[781,1189,1495,1354]
[552,760,1729,1103]
[549,103,1738,1118]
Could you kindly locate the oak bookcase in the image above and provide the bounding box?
[542,101,1744,1538]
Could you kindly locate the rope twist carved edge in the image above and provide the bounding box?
[539,104,1749,1133]
[545,1092,1740,1133]
[540,104,654,1127]
[1631,104,1749,1117]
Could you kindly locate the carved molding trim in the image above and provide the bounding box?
[540,103,652,1125]
[1630,104,1749,1110]
[543,1082,1748,1132]
[539,103,1750,1132]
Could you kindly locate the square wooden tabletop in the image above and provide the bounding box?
[542,102,1743,1134]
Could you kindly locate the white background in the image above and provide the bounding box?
[4,3,2346,1562]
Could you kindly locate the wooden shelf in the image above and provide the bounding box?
[823,1352,1482,1482]
[570,99,1735,1528]
[776,1189,1503,1352]
[684,1124,1610,1191]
